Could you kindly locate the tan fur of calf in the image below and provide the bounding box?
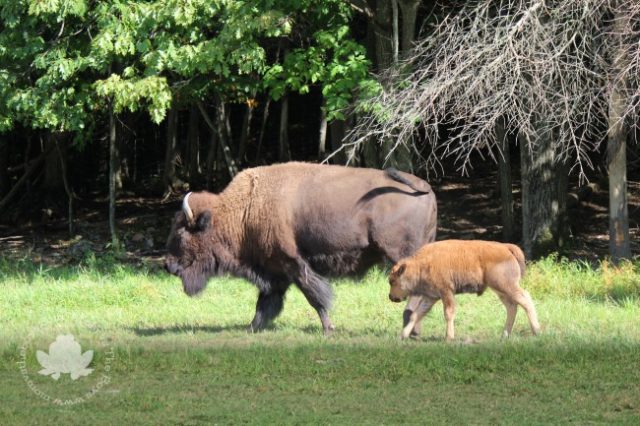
[388,240,541,341]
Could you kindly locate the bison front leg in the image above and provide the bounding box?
[248,287,288,332]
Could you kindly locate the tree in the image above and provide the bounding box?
[348,0,638,258]
[0,1,367,225]
[606,1,635,261]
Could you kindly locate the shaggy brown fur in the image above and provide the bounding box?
[165,162,437,335]
[388,240,540,341]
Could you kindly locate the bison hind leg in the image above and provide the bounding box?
[292,260,335,335]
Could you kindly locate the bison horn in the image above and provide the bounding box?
[182,192,194,223]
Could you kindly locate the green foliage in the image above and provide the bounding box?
[0,0,372,140]
[525,255,640,303]
[262,5,374,120]
[94,74,171,124]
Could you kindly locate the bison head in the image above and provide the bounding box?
[165,192,215,296]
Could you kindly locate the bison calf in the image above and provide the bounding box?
[388,240,541,341]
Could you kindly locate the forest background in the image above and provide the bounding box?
[0,0,638,261]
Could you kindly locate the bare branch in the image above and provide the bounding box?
[347,0,638,179]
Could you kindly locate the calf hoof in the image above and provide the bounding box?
[400,331,412,340]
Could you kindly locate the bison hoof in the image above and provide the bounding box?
[247,323,265,333]
[322,324,336,336]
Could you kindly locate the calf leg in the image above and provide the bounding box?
[512,289,541,335]
[403,296,427,337]
[249,285,289,332]
[382,246,427,338]
[401,297,437,340]
[441,291,456,341]
[497,293,518,338]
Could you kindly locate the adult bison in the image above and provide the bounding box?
[164,162,437,334]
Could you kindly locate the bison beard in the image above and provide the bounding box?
[165,162,437,335]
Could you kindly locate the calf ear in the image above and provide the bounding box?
[195,210,212,232]
[398,263,406,275]
[393,263,406,276]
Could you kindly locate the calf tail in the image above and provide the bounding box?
[385,168,430,194]
[506,244,526,279]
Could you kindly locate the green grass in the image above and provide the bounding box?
[1,256,639,425]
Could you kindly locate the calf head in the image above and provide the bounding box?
[388,262,409,302]
[165,192,216,296]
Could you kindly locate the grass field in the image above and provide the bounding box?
[1,255,639,425]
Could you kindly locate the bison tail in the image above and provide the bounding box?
[506,244,526,279]
[384,168,429,194]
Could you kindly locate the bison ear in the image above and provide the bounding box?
[195,210,212,232]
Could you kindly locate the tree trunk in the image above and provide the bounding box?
[607,5,631,262]
[375,0,394,71]
[109,106,118,246]
[375,0,412,171]
[554,159,569,249]
[256,97,271,163]
[608,102,630,262]
[53,138,74,236]
[224,101,234,157]
[398,0,421,54]
[205,129,218,190]
[0,147,50,214]
[392,0,399,63]
[278,92,291,161]
[0,137,7,197]
[197,99,238,178]
[496,118,514,242]
[318,103,328,159]
[215,97,238,177]
[43,133,65,194]
[163,105,178,192]
[187,104,200,182]
[115,118,125,189]
[328,118,348,164]
[361,136,380,168]
[519,120,556,258]
[237,100,253,164]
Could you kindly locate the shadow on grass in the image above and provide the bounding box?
[0,254,166,283]
[131,324,248,336]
